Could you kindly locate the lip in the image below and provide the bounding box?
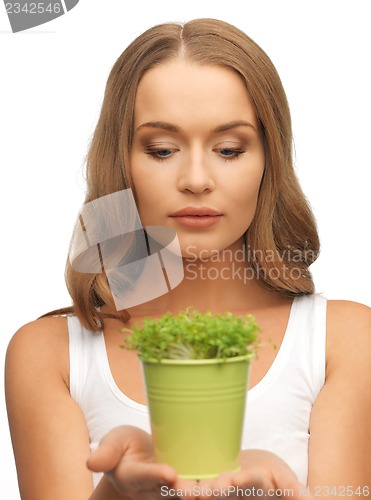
[170,207,223,217]
[169,207,223,228]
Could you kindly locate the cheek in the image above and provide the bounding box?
[132,183,154,216]
[130,161,153,209]
[130,168,171,225]
[228,166,264,210]
[130,175,150,218]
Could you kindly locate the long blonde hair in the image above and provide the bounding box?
[58,19,320,330]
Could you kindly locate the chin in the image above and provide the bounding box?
[179,242,228,261]
[181,248,215,261]
[180,233,246,260]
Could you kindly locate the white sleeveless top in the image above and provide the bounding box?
[68,294,327,487]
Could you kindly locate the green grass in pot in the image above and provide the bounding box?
[121,307,260,361]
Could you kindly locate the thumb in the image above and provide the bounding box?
[87,442,124,472]
[87,429,130,473]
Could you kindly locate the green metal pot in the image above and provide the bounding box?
[142,354,252,479]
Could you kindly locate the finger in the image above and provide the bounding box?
[240,452,309,499]
[197,471,235,498]
[274,478,314,499]
[87,425,150,472]
[232,466,271,490]
[196,467,272,499]
[87,441,124,472]
[271,465,313,499]
[195,473,242,500]
[171,476,202,500]
[238,472,310,499]
[112,461,177,492]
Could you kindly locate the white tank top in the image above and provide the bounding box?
[68,294,327,487]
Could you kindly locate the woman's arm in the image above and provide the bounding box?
[5,317,95,499]
[5,318,184,500]
[308,300,371,497]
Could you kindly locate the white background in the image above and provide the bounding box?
[1,0,370,497]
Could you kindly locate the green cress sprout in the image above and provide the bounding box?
[120,308,261,361]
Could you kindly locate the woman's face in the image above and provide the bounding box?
[130,58,265,258]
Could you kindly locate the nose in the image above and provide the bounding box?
[176,150,216,194]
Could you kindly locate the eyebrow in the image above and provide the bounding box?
[135,120,256,133]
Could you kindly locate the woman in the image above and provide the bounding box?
[5,19,371,499]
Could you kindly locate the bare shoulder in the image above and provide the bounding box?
[9,315,69,343]
[326,299,371,375]
[308,300,371,485]
[326,299,371,337]
[6,315,70,387]
[327,299,371,324]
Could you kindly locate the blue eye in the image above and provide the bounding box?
[220,149,236,156]
[157,149,172,157]
[218,148,245,160]
[145,148,175,161]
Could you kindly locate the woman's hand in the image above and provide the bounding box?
[87,428,313,499]
[195,450,315,499]
[87,425,198,499]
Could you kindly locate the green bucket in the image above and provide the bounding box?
[142,354,252,479]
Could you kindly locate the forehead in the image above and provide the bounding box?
[133,59,258,130]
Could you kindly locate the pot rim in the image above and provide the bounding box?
[141,353,254,365]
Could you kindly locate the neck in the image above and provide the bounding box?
[126,238,279,317]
